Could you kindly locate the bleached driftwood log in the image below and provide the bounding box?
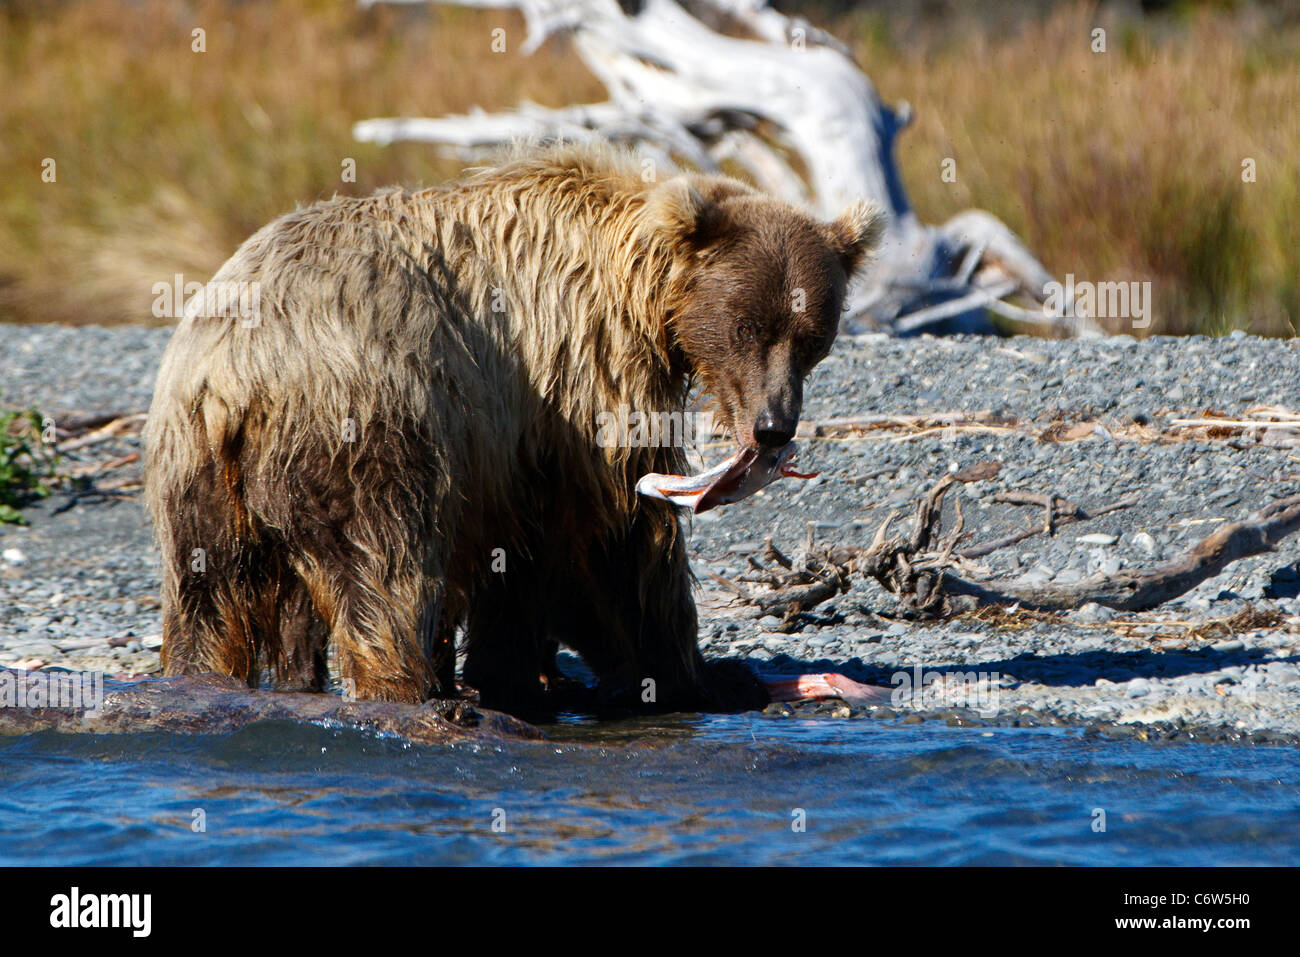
[355,0,1100,337]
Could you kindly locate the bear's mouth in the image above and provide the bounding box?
[635,442,818,513]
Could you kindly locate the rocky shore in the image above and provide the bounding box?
[2,324,1299,742]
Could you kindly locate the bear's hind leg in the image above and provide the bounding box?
[267,418,456,704]
[160,537,280,689]
[293,549,442,705]
[266,574,329,693]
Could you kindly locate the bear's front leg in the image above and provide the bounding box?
[462,554,578,716]
[566,506,768,714]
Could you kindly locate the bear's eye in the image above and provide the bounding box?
[735,317,760,346]
[799,329,834,367]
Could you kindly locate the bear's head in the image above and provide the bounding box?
[645,176,884,458]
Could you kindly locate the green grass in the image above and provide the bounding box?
[0,405,55,524]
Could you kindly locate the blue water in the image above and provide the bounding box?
[1,716,1297,865]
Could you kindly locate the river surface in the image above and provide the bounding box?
[2,715,1298,865]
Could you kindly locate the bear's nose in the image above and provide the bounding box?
[753,410,796,449]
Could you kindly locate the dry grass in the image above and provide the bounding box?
[0,0,600,326]
[0,0,1296,334]
[854,2,1300,336]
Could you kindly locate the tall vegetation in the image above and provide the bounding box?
[0,0,1295,335]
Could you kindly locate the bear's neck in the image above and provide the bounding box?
[410,171,692,492]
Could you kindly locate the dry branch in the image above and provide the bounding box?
[709,475,1300,622]
[943,494,1300,612]
[356,0,1100,337]
[55,412,146,453]
[959,493,1139,559]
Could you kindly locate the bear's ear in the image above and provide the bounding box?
[641,177,724,247]
[827,200,887,277]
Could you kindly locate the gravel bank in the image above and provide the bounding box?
[2,324,1299,741]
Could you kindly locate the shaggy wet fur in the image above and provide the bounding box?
[145,144,882,713]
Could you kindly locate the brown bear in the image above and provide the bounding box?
[144,144,883,715]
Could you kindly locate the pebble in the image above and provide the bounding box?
[1078,533,1118,546]
[1019,564,1056,584]
[1070,602,1114,624]
[4,324,1300,740]
[1131,531,1159,555]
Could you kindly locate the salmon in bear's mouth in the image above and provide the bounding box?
[635,442,819,513]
